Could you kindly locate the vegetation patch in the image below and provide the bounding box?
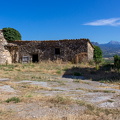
[0,62,119,120]
[49,95,73,104]
[73,79,90,84]
[77,99,120,119]
[5,97,21,103]
[114,55,120,72]
[107,99,114,103]
[76,88,116,93]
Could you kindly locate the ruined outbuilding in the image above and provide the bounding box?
[0,29,94,64]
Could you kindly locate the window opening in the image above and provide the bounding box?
[55,48,60,55]
[22,56,29,63]
[32,54,38,63]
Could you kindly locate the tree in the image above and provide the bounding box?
[94,46,103,70]
[2,27,22,41]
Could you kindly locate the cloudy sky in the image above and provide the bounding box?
[0,0,120,43]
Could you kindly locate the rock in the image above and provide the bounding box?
[0,78,10,81]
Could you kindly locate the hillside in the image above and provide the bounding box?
[92,41,120,57]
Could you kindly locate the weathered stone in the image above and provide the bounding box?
[8,39,94,63]
[0,78,10,81]
[0,30,12,64]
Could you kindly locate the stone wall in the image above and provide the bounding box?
[8,39,94,63]
[0,30,12,64]
[87,42,94,61]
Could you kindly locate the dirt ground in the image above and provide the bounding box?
[0,63,120,120]
[0,74,120,120]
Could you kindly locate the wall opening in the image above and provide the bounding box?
[32,54,38,63]
[22,56,30,63]
[55,48,60,55]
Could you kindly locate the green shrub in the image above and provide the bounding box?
[114,55,120,71]
[56,70,61,74]
[5,97,21,103]
[94,46,103,70]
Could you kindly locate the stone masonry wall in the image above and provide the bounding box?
[9,39,94,63]
[87,42,94,61]
[0,30,12,64]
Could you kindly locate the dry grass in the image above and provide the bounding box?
[0,109,120,120]
[76,88,116,93]
[0,61,119,82]
[73,79,90,84]
[0,62,74,81]
[48,95,74,105]
[0,62,120,120]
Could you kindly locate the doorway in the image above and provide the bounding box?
[32,54,38,63]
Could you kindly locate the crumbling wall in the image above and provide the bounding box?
[87,42,94,61]
[0,30,12,64]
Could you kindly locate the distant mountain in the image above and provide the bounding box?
[107,41,120,45]
[91,42,99,46]
[92,41,120,58]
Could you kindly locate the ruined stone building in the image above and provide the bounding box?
[0,29,94,64]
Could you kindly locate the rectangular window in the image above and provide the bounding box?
[22,56,29,63]
[55,48,60,55]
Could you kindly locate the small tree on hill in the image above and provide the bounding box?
[2,27,22,41]
[94,46,103,70]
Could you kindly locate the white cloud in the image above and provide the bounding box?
[83,18,120,26]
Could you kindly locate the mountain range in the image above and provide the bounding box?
[92,41,120,58]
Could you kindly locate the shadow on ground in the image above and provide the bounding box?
[62,64,120,82]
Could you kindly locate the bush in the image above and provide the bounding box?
[5,97,21,103]
[94,46,103,70]
[114,55,120,71]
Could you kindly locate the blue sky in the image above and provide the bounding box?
[0,0,120,43]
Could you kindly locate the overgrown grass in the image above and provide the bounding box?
[73,79,90,84]
[76,88,116,93]
[0,61,119,82]
[49,95,73,104]
[0,62,73,81]
[76,99,120,119]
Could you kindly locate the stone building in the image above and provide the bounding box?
[6,39,94,63]
[0,30,12,64]
[0,29,94,64]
